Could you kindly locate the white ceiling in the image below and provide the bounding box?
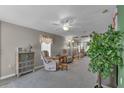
[0,5,116,37]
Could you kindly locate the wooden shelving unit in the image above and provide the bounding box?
[16,52,35,77]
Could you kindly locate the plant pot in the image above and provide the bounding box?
[94,84,103,88]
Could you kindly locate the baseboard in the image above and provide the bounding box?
[95,83,112,88]
[102,84,111,88]
[0,66,44,80]
[34,65,44,70]
[0,73,16,80]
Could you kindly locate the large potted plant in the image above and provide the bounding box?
[87,25,124,88]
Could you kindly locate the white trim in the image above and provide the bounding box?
[34,65,44,70]
[102,84,111,88]
[0,65,44,80]
[0,73,16,80]
[95,83,112,88]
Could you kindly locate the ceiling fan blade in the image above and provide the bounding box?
[68,25,72,27]
[51,21,61,25]
[73,36,79,38]
[55,28,62,31]
[52,23,60,25]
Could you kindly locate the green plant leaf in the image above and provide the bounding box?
[87,24,124,78]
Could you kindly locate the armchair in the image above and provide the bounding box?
[41,51,57,71]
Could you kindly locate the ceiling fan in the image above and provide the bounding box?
[52,16,76,31]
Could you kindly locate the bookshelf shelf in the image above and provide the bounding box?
[16,52,35,77]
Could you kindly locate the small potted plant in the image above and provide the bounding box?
[27,44,32,52]
[87,25,124,88]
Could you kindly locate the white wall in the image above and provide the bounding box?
[0,21,65,77]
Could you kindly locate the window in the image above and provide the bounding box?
[41,42,51,56]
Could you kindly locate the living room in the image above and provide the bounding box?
[0,6,92,87]
[0,5,124,89]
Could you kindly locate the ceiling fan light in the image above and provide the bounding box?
[71,40,74,43]
[63,26,69,31]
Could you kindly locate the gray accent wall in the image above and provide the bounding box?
[0,21,65,77]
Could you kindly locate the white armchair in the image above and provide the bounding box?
[41,51,57,71]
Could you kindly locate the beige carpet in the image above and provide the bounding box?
[0,56,97,88]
